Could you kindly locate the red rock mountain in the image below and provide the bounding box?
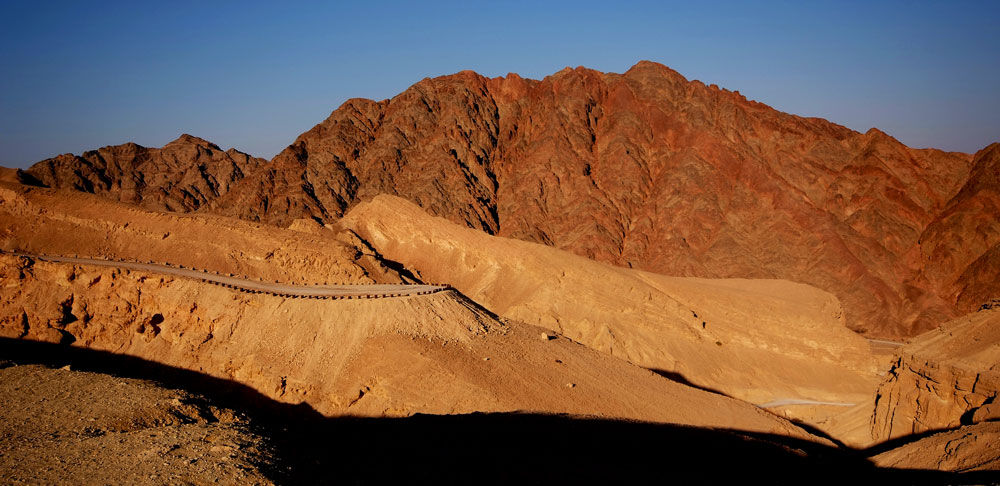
[26,62,999,337]
[918,143,1000,315]
[27,134,264,212]
[208,61,992,337]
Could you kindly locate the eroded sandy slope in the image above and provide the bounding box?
[0,254,813,438]
[344,195,881,407]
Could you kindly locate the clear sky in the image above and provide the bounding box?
[2,0,998,167]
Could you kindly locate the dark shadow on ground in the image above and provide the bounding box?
[649,368,729,396]
[2,338,997,485]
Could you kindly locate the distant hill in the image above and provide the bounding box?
[26,134,264,212]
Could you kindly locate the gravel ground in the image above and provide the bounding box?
[0,361,275,485]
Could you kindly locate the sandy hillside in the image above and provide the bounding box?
[3,354,923,484]
[0,181,817,439]
[0,254,808,437]
[343,195,880,407]
[0,179,401,285]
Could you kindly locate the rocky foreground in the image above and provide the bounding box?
[0,362,273,485]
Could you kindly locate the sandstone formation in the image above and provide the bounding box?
[871,306,1000,443]
[26,134,264,213]
[343,195,880,406]
[874,421,1000,472]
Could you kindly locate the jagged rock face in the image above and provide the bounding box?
[918,144,1000,316]
[873,421,1000,472]
[871,307,1000,442]
[27,134,265,212]
[208,76,504,231]
[212,61,981,337]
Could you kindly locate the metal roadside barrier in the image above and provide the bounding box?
[16,252,452,302]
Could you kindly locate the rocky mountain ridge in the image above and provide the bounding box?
[23,61,999,337]
[27,134,265,213]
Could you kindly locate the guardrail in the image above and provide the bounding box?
[1,249,450,300]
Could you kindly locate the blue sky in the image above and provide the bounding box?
[1,0,998,167]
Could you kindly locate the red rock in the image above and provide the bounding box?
[918,143,1000,316]
[210,61,986,337]
[27,134,265,212]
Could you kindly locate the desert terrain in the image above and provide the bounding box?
[2,62,999,483]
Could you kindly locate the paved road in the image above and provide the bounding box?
[755,398,857,408]
[6,251,449,299]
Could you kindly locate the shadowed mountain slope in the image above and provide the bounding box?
[27,134,264,212]
[4,340,996,484]
[918,144,1000,317]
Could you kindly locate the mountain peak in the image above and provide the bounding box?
[25,134,263,212]
[625,60,688,82]
[167,134,221,150]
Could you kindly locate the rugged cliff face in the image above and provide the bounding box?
[873,421,1000,472]
[918,144,1000,316]
[207,61,981,337]
[27,134,264,213]
[871,306,1000,442]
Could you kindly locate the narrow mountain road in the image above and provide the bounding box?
[755,399,857,408]
[867,338,905,360]
[866,338,904,347]
[5,251,449,299]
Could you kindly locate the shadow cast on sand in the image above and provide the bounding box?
[2,338,996,485]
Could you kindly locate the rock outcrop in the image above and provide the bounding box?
[871,307,1000,442]
[26,134,264,212]
[874,421,1000,472]
[208,62,983,338]
[918,143,1000,316]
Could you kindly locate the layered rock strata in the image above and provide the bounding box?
[871,307,1000,442]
